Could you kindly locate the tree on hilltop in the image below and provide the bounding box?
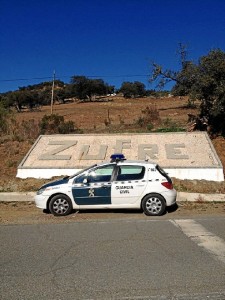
[119,81,146,98]
[69,76,114,101]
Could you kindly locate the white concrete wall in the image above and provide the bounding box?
[16,168,82,179]
[165,168,224,181]
[17,167,224,181]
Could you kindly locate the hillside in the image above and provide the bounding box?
[0,96,224,193]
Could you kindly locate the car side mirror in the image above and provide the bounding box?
[83,178,88,184]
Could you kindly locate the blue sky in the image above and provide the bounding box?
[1,0,225,93]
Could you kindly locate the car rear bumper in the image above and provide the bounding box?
[162,189,177,206]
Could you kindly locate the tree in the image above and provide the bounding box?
[19,80,66,106]
[69,76,114,101]
[119,82,137,98]
[150,47,225,135]
[6,91,25,112]
[5,89,42,111]
[134,81,146,97]
[119,81,146,98]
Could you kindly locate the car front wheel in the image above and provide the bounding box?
[49,194,73,216]
[142,194,166,216]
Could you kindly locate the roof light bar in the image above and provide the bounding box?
[110,153,126,163]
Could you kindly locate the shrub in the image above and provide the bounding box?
[11,119,40,142]
[147,123,154,131]
[155,118,185,132]
[136,106,160,128]
[58,120,75,134]
[40,114,77,134]
[0,103,9,133]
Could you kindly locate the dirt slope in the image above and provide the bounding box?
[0,96,224,193]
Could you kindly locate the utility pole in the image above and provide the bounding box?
[50,70,55,115]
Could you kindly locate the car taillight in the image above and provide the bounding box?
[161,181,173,189]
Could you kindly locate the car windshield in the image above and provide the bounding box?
[69,164,97,179]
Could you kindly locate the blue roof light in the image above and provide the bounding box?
[110,153,126,162]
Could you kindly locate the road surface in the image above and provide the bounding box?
[1,215,225,299]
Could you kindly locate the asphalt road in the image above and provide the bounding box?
[1,216,225,300]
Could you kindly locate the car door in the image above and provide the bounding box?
[111,165,147,205]
[72,165,115,206]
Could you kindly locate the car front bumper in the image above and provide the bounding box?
[34,194,49,209]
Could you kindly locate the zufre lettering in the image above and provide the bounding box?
[38,139,189,161]
[39,141,77,160]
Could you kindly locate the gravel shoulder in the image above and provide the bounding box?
[0,201,225,225]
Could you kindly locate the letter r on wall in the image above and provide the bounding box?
[138,144,158,160]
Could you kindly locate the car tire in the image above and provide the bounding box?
[142,193,166,216]
[49,194,73,216]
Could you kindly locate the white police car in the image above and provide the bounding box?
[35,154,177,216]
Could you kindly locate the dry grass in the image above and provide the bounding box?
[1,95,224,193]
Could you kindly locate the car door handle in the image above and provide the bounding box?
[101,183,111,188]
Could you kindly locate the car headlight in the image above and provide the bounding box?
[37,186,59,195]
[37,188,46,195]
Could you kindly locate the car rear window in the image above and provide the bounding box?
[156,165,172,183]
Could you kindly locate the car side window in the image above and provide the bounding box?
[73,172,88,184]
[116,165,145,181]
[88,165,114,183]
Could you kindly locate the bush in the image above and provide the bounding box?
[0,103,9,133]
[154,118,185,132]
[12,119,40,142]
[58,120,75,134]
[136,106,160,128]
[40,114,77,134]
[147,123,154,131]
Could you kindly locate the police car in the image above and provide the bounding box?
[35,154,177,216]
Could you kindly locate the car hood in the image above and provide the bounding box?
[41,177,70,189]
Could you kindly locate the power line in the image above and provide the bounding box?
[0,76,53,82]
[0,74,150,83]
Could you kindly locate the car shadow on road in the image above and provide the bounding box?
[74,208,141,215]
[67,204,179,217]
[42,204,179,217]
[166,203,179,214]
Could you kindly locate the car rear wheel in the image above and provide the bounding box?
[49,194,73,216]
[142,194,166,216]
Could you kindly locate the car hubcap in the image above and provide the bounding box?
[146,197,162,214]
[53,199,69,214]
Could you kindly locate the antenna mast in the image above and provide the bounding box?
[50,70,55,115]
